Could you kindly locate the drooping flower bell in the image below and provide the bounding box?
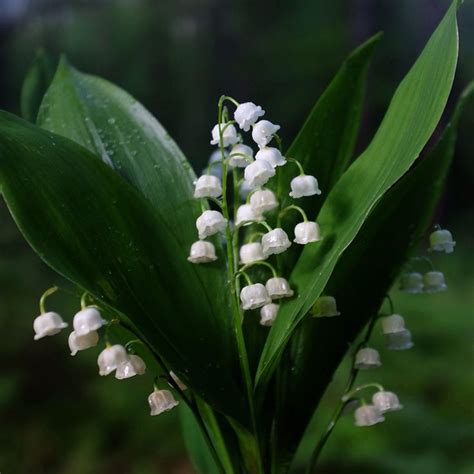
[354,347,382,370]
[239,242,266,264]
[423,271,447,293]
[399,272,424,294]
[255,147,286,168]
[33,312,68,341]
[196,210,227,239]
[148,389,179,416]
[210,122,239,147]
[354,404,385,427]
[289,175,321,198]
[68,330,99,356]
[249,189,279,214]
[380,314,406,335]
[251,120,280,148]
[234,102,265,131]
[372,390,403,413]
[193,174,222,198]
[73,307,106,336]
[385,328,414,350]
[228,143,254,168]
[260,303,279,327]
[235,204,263,226]
[188,241,218,264]
[244,159,276,188]
[311,296,341,317]
[170,371,187,391]
[265,277,294,299]
[97,344,128,376]
[294,221,322,244]
[116,354,147,380]
[240,283,272,310]
[429,228,456,253]
[261,228,291,257]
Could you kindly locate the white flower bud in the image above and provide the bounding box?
[244,159,276,188]
[255,147,286,168]
[97,344,128,376]
[196,210,227,239]
[252,120,280,148]
[372,391,403,413]
[289,175,322,198]
[399,272,424,294]
[261,228,291,256]
[294,221,322,244]
[239,242,266,264]
[188,240,218,264]
[311,296,340,317]
[429,229,455,253]
[73,307,106,337]
[240,283,271,310]
[354,347,382,370]
[423,271,447,293]
[116,354,146,380]
[260,303,279,327]
[170,371,187,390]
[210,122,239,147]
[229,144,254,168]
[385,328,414,350]
[148,389,179,416]
[68,330,99,356]
[250,189,279,214]
[265,277,294,299]
[33,312,68,340]
[380,314,406,335]
[354,405,384,427]
[236,204,263,226]
[193,175,222,198]
[234,102,265,131]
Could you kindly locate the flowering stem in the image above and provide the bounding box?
[246,231,265,243]
[341,383,384,402]
[278,204,308,222]
[287,157,305,175]
[237,261,278,278]
[411,255,435,271]
[39,286,59,314]
[385,294,395,314]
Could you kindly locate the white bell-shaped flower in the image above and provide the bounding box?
[244,159,276,188]
[240,283,271,310]
[289,175,322,198]
[73,307,106,337]
[170,371,187,391]
[294,221,322,244]
[429,228,456,253]
[385,328,414,350]
[250,189,279,214]
[354,347,382,370]
[423,271,447,293]
[261,228,291,257]
[97,344,128,376]
[380,314,406,335]
[116,354,146,380]
[372,391,403,413]
[193,174,222,198]
[260,303,279,327]
[210,122,239,147]
[229,144,254,168]
[252,120,280,148]
[188,240,217,264]
[239,242,266,264]
[234,102,265,131]
[255,147,286,168]
[354,405,385,427]
[68,330,99,356]
[236,204,263,226]
[196,210,227,239]
[148,389,179,416]
[311,296,341,317]
[399,272,424,294]
[265,277,294,299]
[33,312,68,340]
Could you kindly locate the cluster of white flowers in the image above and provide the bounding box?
[188,98,324,326]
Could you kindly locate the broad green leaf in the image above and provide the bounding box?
[256,1,459,390]
[0,112,250,426]
[269,84,474,473]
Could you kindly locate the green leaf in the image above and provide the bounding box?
[269,83,474,473]
[0,112,250,426]
[256,1,459,390]
[20,49,57,123]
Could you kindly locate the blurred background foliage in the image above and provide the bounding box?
[0,0,472,473]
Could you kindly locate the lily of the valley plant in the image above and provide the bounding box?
[0,2,471,473]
